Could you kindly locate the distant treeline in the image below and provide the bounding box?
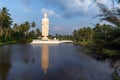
[0,7,42,43]
[73,23,120,58]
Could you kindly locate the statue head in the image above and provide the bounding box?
[44,13,48,18]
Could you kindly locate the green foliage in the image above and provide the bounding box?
[0,7,12,29]
[29,30,36,39]
[31,21,36,27]
[73,27,93,42]
[36,28,42,38]
[0,7,13,40]
[12,22,42,43]
[73,23,120,60]
[54,34,73,40]
[48,35,54,39]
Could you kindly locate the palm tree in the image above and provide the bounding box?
[36,28,42,38]
[24,21,30,32]
[0,7,12,39]
[86,27,93,41]
[31,21,36,28]
[29,30,36,39]
[13,23,18,32]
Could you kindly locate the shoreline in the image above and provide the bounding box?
[0,41,17,45]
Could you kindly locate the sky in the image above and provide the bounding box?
[0,0,112,35]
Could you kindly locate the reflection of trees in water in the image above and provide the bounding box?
[0,64,11,80]
[13,45,35,80]
[78,46,120,79]
[0,45,12,80]
[110,61,120,80]
[18,45,34,64]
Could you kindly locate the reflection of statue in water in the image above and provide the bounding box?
[0,47,11,80]
[42,13,49,40]
[41,45,49,74]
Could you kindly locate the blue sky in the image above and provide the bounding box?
[0,0,112,35]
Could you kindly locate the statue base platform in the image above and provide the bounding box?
[42,37,49,41]
[31,40,73,44]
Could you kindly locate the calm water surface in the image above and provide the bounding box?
[0,44,113,80]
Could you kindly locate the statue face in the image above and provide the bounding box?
[44,13,48,18]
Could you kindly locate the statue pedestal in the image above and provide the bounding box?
[31,40,73,44]
[42,37,49,41]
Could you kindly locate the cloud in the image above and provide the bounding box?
[22,0,31,6]
[96,0,109,4]
[73,0,92,12]
[22,0,32,13]
[40,0,93,18]
[50,25,74,35]
[41,8,59,17]
[24,7,32,13]
[52,26,62,31]
[50,26,63,34]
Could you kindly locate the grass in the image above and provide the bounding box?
[74,41,92,46]
[0,41,17,45]
[102,49,119,57]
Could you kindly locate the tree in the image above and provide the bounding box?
[19,21,30,33]
[36,28,42,38]
[95,1,120,49]
[73,27,93,42]
[95,1,120,27]
[29,30,36,39]
[0,7,37,43]
[31,21,36,28]
[13,23,18,32]
[24,21,30,32]
[0,7,12,39]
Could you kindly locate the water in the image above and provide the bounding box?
[0,44,113,80]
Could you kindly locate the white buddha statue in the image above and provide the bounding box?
[42,13,49,40]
